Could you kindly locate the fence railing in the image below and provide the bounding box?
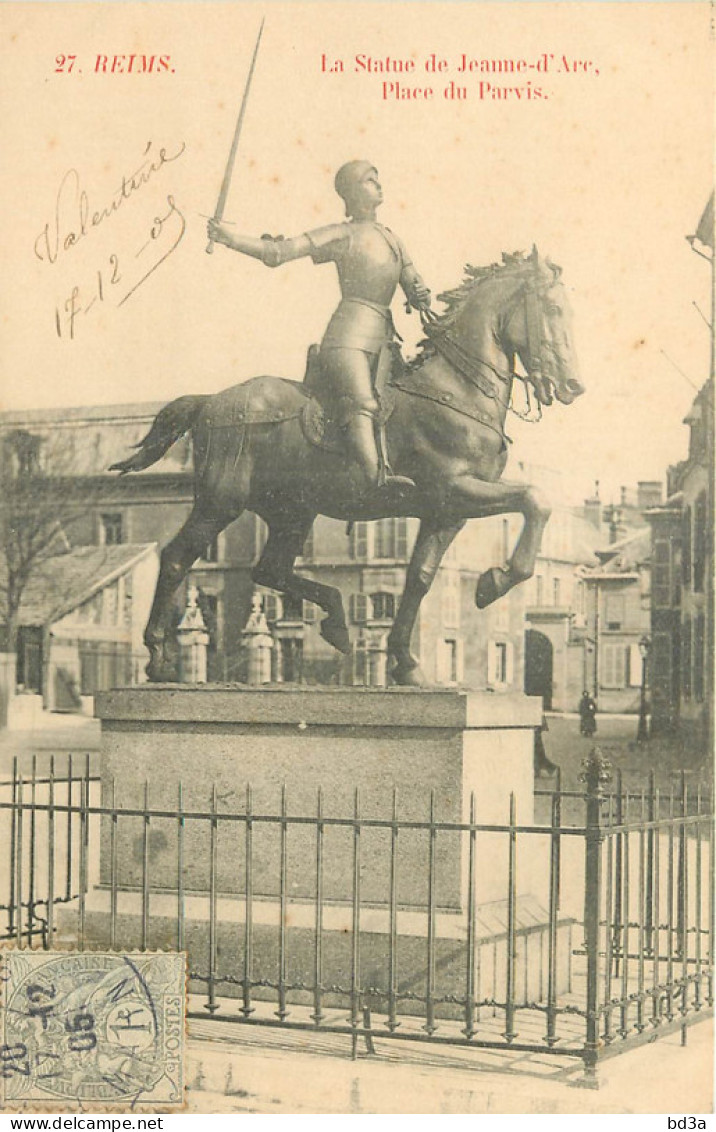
[0,749,712,1083]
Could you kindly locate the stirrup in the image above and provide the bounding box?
[377,468,416,491]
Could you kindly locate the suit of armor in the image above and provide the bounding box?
[208,161,430,492]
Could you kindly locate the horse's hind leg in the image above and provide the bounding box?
[253,512,351,655]
[144,502,238,680]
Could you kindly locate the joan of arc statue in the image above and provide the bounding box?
[207,159,432,492]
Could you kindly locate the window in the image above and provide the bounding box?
[302,601,317,624]
[374,518,408,560]
[79,641,132,695]
[681,507,692,586]
[350,593,369,624]
[693,493,707,594]
[16,626,43,693]
[370,592,396,621]
[627,643,645,687]
[262,593,282,623]
[601,643,628,688]
[488,640,513,687]
[605,593,625,630]
[694,613,705,702]
[281,594,303,622]
[553,578,561,607]
[652,540,671,608]
[681,615,692,701]
[279,637,303,683]
[349,522,368,560]
[100,513,124,546]
[535,575,544,606]
[201,536,219,563]
[353,638,368,685]
[442,638,459,684]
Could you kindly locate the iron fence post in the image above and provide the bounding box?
[581,747,611,1085]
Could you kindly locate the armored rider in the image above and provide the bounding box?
[207,159,432,492]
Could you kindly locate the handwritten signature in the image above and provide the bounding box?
[55,194,186,339]
[34,139,186,265]
[34,139,188,340]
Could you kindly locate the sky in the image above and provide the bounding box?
[0,2,712,508]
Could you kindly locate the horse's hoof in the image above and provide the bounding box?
[390,662,427,687]
[475,567,508,609]
[146,658,176,682]
[320,616,351,654]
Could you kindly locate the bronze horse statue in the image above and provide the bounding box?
[112,249,583,684]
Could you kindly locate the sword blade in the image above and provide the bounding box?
[207,16,265,254]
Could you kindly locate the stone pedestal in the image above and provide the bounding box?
[88,686,572,1007]
[95,686,540,907]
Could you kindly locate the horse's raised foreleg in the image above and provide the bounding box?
[388,519,465,686]
[446,476,551,608]
[253,513,351,654]
[144,503,237,680]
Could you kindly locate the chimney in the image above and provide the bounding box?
[637,480,663,510]
[583,479,602,531]
[620,485,629,507]
[608,506,623,544]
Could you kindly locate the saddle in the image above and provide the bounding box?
[200,347,399,457]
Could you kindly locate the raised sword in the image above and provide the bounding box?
[206,17,265,254]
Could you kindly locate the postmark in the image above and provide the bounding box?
[0,951,185,1108]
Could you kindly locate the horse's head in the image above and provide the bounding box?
[500,248,584,407]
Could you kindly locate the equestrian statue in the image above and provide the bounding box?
[111,153,584,685]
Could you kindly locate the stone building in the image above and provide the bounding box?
[645,379,713,752]
[0,402,529,698]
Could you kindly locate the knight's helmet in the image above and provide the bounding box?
[334,160,377,216]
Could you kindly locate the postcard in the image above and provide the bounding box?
[0,0,712,1117]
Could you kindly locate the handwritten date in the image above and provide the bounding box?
[55,194,186,340]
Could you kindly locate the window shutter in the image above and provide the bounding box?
[350,522,369,560]
[263,593,282,623]
[396,518,408,559]
[505,642,515,686]
[350,593,368,623]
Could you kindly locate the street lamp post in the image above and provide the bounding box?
[637,634,651,743]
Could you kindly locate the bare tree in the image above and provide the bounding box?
[0,428,108,649]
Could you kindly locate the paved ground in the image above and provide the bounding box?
[542,712,711,790]
[183,1012,714,1114]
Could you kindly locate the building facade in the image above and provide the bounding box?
[646,380,713,752]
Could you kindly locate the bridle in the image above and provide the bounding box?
[418,262,560,422]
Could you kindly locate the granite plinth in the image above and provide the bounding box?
[95,686,542,910]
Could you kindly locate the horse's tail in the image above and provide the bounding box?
[110,395,208,475]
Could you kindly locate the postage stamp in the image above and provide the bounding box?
[0,951,185,1109]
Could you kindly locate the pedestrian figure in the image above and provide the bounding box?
[579,690,597,737]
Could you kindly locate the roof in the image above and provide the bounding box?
[0,402,193,477]
[582,526,651,578]
[7,544,156,627]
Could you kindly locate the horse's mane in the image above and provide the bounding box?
[406,250,561,373]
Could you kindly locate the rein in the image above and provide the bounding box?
[418,269,550,424]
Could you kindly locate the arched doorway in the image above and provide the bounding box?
[524,629,553,709]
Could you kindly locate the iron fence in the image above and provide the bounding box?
[0,749,712,1083]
